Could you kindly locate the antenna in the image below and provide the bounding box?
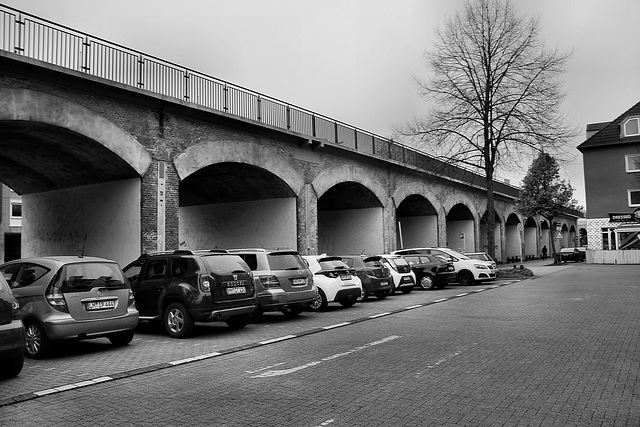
[80,233,87,257]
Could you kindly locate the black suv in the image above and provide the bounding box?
[123,250,257,338]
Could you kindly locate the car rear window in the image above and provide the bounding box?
[59,262,127,291]
[318,260,348,270]
[201,255,251,274]
[267,253,307,270]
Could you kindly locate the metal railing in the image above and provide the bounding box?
[0,4,519,198]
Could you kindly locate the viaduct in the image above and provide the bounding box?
[0,6,582,267]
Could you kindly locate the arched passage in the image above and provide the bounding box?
[540,219,551,256]
[446,203,475,252]
[523,217,538,259]
[480,211,502,261]
[174,141,304,251]
[0,89,152,265]
[505,213,522,260]
[395,194,439,249]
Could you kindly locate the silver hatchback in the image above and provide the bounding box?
[0,256,139,359]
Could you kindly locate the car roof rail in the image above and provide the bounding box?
[191,249,230,254]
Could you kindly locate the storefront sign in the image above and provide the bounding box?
[609,213,633,222]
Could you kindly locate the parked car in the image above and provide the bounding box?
[392,248,496,286]
[123,250,256,338]
[228,248,316,317]
[464,252,497,269]
[0,256,138,359]
[0,275,25,377]
[378,255,416,294]
[576,247,587,262]
[337,255,392,301]
[559,247,584,263]
[302,255,362,311]
[399,253,456,290]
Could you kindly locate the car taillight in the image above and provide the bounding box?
[11,300,21,320]
[128,289,135,307]
[199,274,214,294]
[258,275,281,288]
[45,283,68,313]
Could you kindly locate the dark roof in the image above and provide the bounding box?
[577,100,640,151]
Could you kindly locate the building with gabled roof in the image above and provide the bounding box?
[577,100,640,254]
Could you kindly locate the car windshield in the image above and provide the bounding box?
[442,249,469,260]
[58,262,126,291]
[267,253,307,270]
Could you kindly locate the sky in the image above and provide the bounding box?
[4,0,640,207]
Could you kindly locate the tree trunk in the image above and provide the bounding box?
[486,173,496,260]
[546,216,559,264]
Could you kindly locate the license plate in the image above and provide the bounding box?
[380,281,389,287]
[340,275,351,281]
[226,286,246,295]
[86,300,116,311]
[292,278,306,285]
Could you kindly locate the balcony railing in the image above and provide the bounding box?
[0,4,519,198]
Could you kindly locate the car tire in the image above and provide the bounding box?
[281,307,303,317]
[0,353,24,378]
[419,275,436,290]
[400,287,413,294]
[308,289,328,311]
[339,298,357,307]
[108,329,135,346]
[458,270,474,286]
[164,302,195,338]
[24,320,53,359]
[226,313,252,329]
[358,287,369,302]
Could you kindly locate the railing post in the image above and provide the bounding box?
[183,71,189,102]
[81,36,90,72]
[257,95,262,122]
[223,84,228,112]
[312,114,316,137]
[137,54,144,89]
[286,105,291,130]
[334,121,338,144]
[14,13,24,54]
[354,128,358,150]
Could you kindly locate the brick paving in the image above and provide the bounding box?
[1,262,638,426]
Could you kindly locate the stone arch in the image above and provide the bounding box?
[0,88,151,177]
[392,181,444,248]
[391,182,444,215]
[312,164,387,205]
[174,139,305,196]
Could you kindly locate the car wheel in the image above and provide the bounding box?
[419,275,435,290]
[357,287,369,302]
[375,292,388,300]
[108,329,135,346]
[164,302,195,338]
[24,320,53,359]
[281,307,303,317]
[400,287,413,294]
[308,289,328,311]
[458,270,474,286]
[226,313,252,329]
[339,298,357,307]
[0,353,24,378]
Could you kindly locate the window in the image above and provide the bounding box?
[628,189,640,207]
[601,227,616,250]
[9,200,21,227]
[622,117,640,137]
[626,154,640,172]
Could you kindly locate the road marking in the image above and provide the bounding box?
[322,322,351,330]
[245,362,285,374]
[251,335,400,378]
[455,293,469,297]
[169,352,222,365]
[369,312,391,318]
[433,298,449,303]
[405,304,423,309]
[259,335,297,345]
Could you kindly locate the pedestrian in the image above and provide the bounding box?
[541,245,547,260]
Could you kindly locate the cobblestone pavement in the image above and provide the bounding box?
[1,262,638,426]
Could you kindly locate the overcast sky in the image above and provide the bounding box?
[5,0,640,207]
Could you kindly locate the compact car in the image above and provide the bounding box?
[378,255,416,294]
[302,255,362,311]
[0,256,138,359]
[399,253,456,290]
[337,255,392,301]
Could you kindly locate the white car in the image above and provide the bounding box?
[378,255,416,294]
[392,248,496,286]
[302,255,362,311]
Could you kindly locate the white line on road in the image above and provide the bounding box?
[322,322,351,330]
[259,335,297,345]
[251,335,401,378]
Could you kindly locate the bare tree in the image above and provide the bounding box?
[402,0,577,259]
